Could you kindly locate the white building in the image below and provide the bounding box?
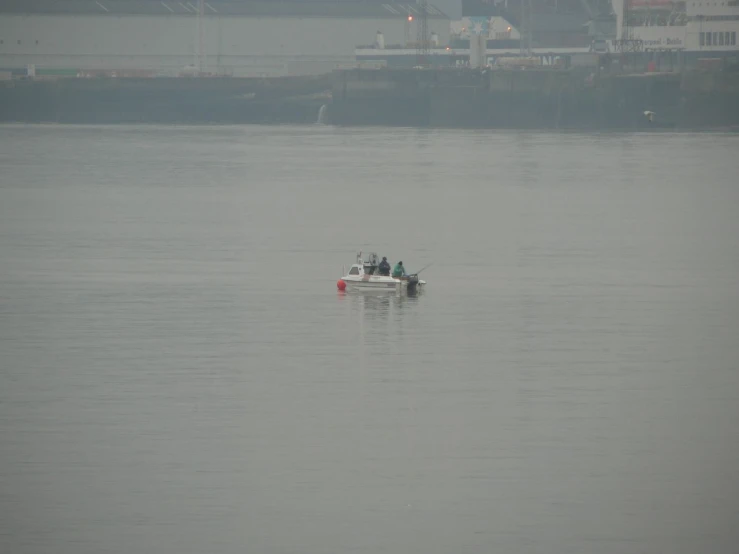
[613,0,739,52]
[0,0,450,77]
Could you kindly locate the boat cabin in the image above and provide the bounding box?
[362,252,380,275]
[347,252,381,276]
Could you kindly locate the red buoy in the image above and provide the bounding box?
[336,279,346,291]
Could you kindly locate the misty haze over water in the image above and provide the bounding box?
[1,124,739,554]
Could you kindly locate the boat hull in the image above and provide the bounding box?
[342,277,426,293]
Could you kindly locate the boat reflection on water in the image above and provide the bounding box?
[337,288,421,322]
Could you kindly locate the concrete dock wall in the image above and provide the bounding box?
[328,67,739,130]
[2,68,737,128]
[0,75,331,124]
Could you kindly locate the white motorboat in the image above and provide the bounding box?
[337,252,427,294]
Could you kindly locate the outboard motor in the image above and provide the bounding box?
[406,274,419,293]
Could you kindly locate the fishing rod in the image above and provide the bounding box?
[413,262,433,275]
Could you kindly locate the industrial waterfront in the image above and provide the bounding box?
[1,0,738,128]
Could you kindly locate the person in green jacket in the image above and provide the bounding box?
[392,261,407,278]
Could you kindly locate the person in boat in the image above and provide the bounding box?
[392,261,407,278]
[378,256,391,276]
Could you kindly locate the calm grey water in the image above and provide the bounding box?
[1,124,739,554]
